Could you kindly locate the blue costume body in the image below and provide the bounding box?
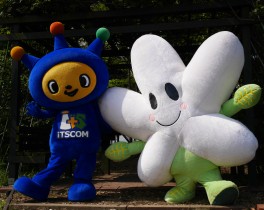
[10,22,111,201]
[26,103,102,201]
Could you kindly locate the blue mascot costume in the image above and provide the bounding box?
[10,22,110,202]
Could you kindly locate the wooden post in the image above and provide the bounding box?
[240,5,257,186]
[8,25,20,185]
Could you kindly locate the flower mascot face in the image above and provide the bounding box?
[10,22,110,202]
[99,32,260,205]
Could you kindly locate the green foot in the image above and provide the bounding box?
[212,186,238,205]
[164,186,195,203]
[205,180,238,205]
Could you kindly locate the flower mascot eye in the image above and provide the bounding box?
[10,22,110,202]
[100,32,261,205]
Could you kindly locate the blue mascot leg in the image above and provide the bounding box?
[68,153,97,201]
[14,154,69,201]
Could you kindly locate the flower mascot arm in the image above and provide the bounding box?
[105,84,261,161]
[220,84,261,117]
[10,22,110,202]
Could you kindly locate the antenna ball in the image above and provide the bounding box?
[50,22,64,35]
[96,27,110,42]
[10,46,25,61]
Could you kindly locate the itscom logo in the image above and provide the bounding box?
[57,111,89,139]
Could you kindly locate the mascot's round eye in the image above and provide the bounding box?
[79,74,90,88]
[165,83,179,101]
[149,93,158,109]
[48,80,59,94]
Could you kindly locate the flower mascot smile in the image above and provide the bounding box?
[10,22,110,202]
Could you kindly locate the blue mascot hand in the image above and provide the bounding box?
[26,101,42,117]
[26,101,54,118]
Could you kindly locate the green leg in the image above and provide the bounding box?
[165,175,196,204]
[197,168,238,205]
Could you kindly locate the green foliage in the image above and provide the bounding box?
[251,0,264,18]
[107,0,181,8]
[19,167,38,178]
[0,199,6,209]
[90,1,109,11]
[109,77,136,90]
[0,163,8,186]
[0,43,12,161]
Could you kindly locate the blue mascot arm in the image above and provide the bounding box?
[26,101,55,118]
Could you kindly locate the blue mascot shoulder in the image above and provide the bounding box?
[10,22,111,202]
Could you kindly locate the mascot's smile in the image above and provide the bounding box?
[64,89,78,97]
[156,111,181,126]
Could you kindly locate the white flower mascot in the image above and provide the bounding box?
[99,31,261,205]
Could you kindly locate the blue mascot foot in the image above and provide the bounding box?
[68,182,96,201]
[14,176,50,201]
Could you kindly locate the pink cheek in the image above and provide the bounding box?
[149,114,155,122]
[180,103,188,110]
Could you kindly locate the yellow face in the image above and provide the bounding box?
[42,62,97,102]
